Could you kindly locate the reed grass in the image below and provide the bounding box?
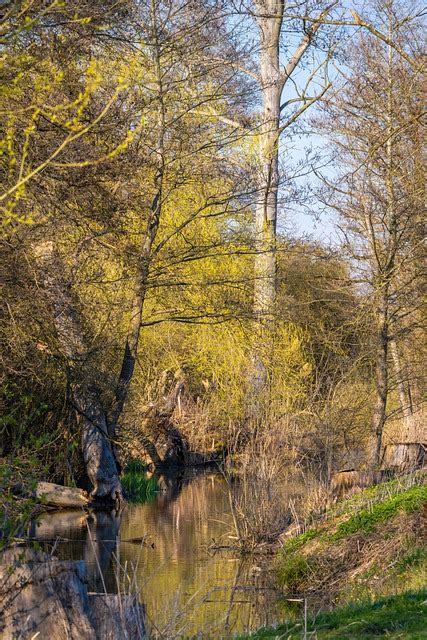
[122,460,159,502]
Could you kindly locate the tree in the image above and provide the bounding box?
[318,0,425,464]
[1,0,252,498]
[222,0,336,406]
[1,1,134,232]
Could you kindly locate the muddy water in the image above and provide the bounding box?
[32,469,291,638]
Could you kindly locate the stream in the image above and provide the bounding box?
[31,468,294,638]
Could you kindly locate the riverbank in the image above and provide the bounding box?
[241,470,427,639]
[240,590,427,639]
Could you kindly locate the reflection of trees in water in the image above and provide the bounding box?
[33,471,282,637]
[119,471,281,637]
[34,509,121,593]
[125,471,230,565]
[84,510,121,592]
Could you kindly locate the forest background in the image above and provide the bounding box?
[1,0,425,520]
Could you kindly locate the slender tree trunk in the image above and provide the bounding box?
[390,338,413,430]
[372,289,389,466]
[109,5,165,434]
[253,8,281,321]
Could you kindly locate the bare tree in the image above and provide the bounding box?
[318,0,425,464]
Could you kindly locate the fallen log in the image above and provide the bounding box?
[12,481,90,508]
[36,482,90,508]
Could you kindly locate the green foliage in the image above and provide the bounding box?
[281,528,318,554]
[122,462,159,503]
[0,382,50,451]
[241,590,427,639]
[0,461,38,548]
[330,485,427,540]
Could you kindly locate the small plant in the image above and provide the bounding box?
[121,460,159,502]
[277,554,315,591]
[282,528,318,554]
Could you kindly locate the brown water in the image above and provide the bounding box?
[32,469,290,638]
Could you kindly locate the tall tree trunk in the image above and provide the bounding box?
[390,337,414,434]
[250,2,328,402]
[33,242,122,503]
[372,290,389,466]
[251,1,283,400]
[109,4,165,434]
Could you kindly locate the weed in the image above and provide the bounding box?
[277,554,315,591]
[282,528,318,554]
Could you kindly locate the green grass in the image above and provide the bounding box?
[330,484,427,540]
[242,590,427,639]
[277,554,315,591]
[276,478,426,594]
[121,460,159,502]
[282,528,318,554]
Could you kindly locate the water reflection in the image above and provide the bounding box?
[33,469,285,638]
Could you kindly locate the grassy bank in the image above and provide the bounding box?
[277,471,426,599]
[242,590,427,639]
[242,471,426,639]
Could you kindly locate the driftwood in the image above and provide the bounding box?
[139,369,188,469]
[0,546,145,640]
[13,481,91,508]
[36,482,90,508]
[381,442,426,472]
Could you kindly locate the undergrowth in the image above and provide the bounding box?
[277,473,427,595]
[121,460,159,502]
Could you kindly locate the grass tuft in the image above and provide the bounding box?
[330,484,426,540]
[122,460,159,502]
[277,554,314,591]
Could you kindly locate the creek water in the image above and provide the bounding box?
[31,468,293,638]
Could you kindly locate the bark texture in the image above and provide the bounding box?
[33,242,122,503]
[0,546,145,640]
[372,289,389,466]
